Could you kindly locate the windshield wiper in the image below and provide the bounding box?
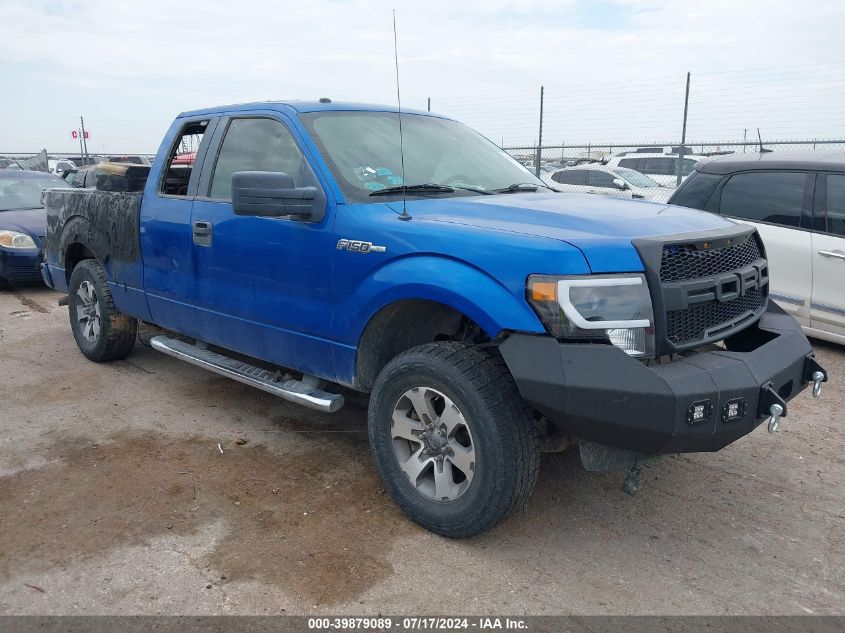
[369,183,455,197]
[451,185,494,195]
[492,182,549,193]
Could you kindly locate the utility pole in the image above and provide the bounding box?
[80,116,89,163]
[427,97,431,112]
[676,72,690,187]
[77,129,84,160]
[536,85,544,177]
[743,128,748,153]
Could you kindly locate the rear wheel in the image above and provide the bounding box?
[68,259,137,361]
[368,342,540,538]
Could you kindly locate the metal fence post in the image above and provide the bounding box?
[676,72,690,187]
[536,86,544,177]
[80,116,89,163]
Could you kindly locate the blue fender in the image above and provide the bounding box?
[339,255,545,343]
[331,255,546,385]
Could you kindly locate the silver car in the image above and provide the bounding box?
[543,164,670,202]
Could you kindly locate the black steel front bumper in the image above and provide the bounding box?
[500,303,828,455]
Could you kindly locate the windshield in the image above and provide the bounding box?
[613,167,660,188]
[0,175,71,211]
[300,111,546,202]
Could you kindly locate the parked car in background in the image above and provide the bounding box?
[0,170,72,287]
[617,146,696,157]
[108,155,152,166]
[669,151,845,345]
[61,164,101,188]
[171,152,196,165]
[606,153,705,188]
[48,158,77,175]
[543,165,668,201]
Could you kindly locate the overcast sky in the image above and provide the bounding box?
[1,0,843,153]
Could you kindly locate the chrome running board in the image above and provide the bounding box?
[149,335,344,413]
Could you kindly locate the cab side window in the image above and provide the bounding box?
[719,171,807,228]
[825,174,845,236]
[209,118,307,201]
[159,120,209,197]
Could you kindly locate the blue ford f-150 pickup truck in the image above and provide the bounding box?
[42,100,828,537]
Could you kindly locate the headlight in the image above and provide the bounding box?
[0,230,37,249]
[527,273,655,358]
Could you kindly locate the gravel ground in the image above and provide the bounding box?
[0,285,842,615]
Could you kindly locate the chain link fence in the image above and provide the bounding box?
[502,139,845,204]
[0,152,156,173]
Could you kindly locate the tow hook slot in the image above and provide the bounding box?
[759,382,787,433]
[803,355,827,398]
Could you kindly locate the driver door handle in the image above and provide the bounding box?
[818,250,845,260]
[193,220,213,246]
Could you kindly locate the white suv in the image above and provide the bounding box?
[669,151,845,345]
[606,153,705,188]
[543,164,670,202]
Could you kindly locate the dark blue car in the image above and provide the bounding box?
[0,170,71,288]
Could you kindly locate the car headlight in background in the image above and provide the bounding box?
[0,230,37,249]
[527,273,655,358]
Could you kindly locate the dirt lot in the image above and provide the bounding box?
[0,285,842,615]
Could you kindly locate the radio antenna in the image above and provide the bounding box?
[393,9,411,221]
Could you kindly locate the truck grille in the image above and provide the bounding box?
[666,288,764,345]
[658,234,768,348]
[660,236,763,282]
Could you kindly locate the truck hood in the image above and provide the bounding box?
[394,192,738,273]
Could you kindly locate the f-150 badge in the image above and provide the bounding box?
[336,239,387,253]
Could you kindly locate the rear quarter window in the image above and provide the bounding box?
[669,172,722,209]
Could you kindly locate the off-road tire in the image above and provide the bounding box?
[368,342,540,538]
[68,259,137,361]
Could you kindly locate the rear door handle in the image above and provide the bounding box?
[818,250,845,260]
[192,220,212,246]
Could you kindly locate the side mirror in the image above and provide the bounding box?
[612,178,628,190]
[231,171,318,219]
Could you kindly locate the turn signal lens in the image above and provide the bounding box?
[529,280,557,302]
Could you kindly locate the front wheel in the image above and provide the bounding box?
[368,342,540,538]
[68,259,137,361]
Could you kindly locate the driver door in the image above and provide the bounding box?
[189,113,336,376]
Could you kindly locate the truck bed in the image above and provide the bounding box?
[43,188,143,289]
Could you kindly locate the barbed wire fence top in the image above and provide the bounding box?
[423,61,845,202]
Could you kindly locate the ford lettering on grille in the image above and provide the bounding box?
[658,234,769,349]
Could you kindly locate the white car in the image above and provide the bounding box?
[669,151,845,345]
[606,153,706,188]
[48,158,77,175]
[543,164,670,202]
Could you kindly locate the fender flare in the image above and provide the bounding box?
[340,255,546,346]
[56,215,110,271]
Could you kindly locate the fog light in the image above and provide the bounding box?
[721,398,747,424]
[686,400,712,426]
